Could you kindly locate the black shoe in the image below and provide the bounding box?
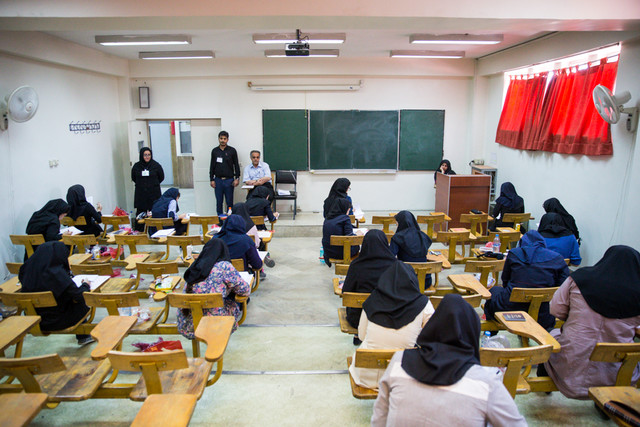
[353,336,362,346]
[77,336,96,347]
[264,255,275,268]
[260,270,266,279]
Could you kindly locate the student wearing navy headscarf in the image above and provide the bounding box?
[489,182,525,231]
[214,214,263,273]
[538,212,581,265]
[150,187,187,235]
[389,210,433,287]
[484,230,569,330]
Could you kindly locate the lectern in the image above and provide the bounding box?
[435,174,491,229]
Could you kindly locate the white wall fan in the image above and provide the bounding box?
[592,84,638,133]
[0,86,39,131]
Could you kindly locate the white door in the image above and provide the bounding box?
[190,119,221,214]
[148,121,173,186]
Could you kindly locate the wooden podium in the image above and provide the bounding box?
[435,174,491,229]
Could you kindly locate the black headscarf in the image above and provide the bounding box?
[232,203,255,233]
[323,178,351,218]
[363,261,429,329]
[343,230,396,294]
[326,198,351,220]
[19,241,73,298]
[26,199,70,237]
[543,198,579,242]
[433,159,456,182]
[214,214,254,255]
[391,210,432,258]
[246,186,271,215]
[571,245,640,319]
[66,184,90,221]
[151,187,180,219]
[538,212,573,238]
[401,294,480,386]
[495,182,524,211]
[131,147,165,212]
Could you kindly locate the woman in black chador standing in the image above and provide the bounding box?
[131,147,164,229]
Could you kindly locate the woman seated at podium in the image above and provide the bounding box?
[349,261,434,390]
[177,238,251,337]
[214,214,263,273]
[543,197,580,244]
[538,213,581,266]
[150,187,187,235]
[66,184,103,236]
[541,246,640,399]
[323,177,352,218]
[389,211,433,288]
[489,182,525,232]
[372,294,526,426]
[483,231,569,330]
[322,198,359,267]
[433,159,456,184]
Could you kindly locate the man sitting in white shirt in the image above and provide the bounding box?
[243,150,274,201]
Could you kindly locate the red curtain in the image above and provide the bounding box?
[495,57,619,155]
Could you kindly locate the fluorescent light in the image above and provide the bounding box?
[410,34,503,45]
[248,81,362,91]
[139,50,214,60]
[96,35,191,46]
[253,33,345,44]
[265,49,339,58]
[390,50,465,59]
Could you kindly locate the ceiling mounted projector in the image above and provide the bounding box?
[286,41,310,57]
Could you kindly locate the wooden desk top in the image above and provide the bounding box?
[432,212,452,221]
[94,277,135,294]
[68,253,92,265]
[132,393,198,427]
[447,274,492,299]
[90,315,137,360]
[495,311,561,352]
[496,227,517,233]
[194,316,235,362]
[152,276,182,302]
[0,393,48,427]
[0,316,40,353]
[0,276,21,293]
[589,386,640,425]
[427,252,451,269]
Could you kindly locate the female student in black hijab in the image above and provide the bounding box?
[26,199,71,256]
[18,241,94,346]
[342,230,396,332]
[433,159,456,183]
[390,210,433,287]
[543,197,580,244]
[245,186,278,230]
[131,147,164,229]
[349,261,434,390]
[151,187,187,235]
[323,178,352,218]
[538,212,581,265]
[66,184,103,236]
[542,246,640,399]
[372,294,526,426]
[489,181,525,231]
[322,198,359,267]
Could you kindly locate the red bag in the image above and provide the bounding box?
[143,339,183,352]
[112,206,128,216]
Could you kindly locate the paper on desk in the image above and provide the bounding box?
[72,274,110,291]
[355,228,369,236]
[258,251,268,261]
[257,231,271,239]
[151,228,175,238]
[352,203,365,221]
[61,226,83,235]
[277,189,290,196]
[242,185,255,189]
[239,271,253,286]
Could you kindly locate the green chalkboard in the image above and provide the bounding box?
[399,110,445,170]
[262,110,308,170]
[309,111,398,170]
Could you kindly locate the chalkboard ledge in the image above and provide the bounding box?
[310,169,397,175]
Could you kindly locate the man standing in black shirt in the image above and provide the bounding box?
[209,130,240,216]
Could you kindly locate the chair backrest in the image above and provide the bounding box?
[342,292,370,308]
[168,293,224,331]
[416,214,447,238]
[488,230,521,251]
[502,213,531,228]
[165,235,203,259]
[405,261,443,293]
[480,345,553,398]
[430,294,482,309]
[70,262,114,276]
[188,216,220,239]
[509,287,559,321]
[354,348,400,369]
[144,218,175,235]
[334,264,349,276]
[114,234,153,254]
[230,258,245,272]
[589,342,640,387]
[10,235,45,258]
[61,216,87,227]
[329,235,364,264]
[0,353,66,393]
[83,292,140,315]
[107,350,189,395]
[371,216,396,233]
[6,262,22,275]
[61,234,98,255]
[0,292,57,335]
[459,213,490,237]
[135,261,179,289]
[464,259,505,286]
[275,170,297,186]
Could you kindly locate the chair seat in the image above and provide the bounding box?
[132,394,198,427]
[274,192,296,199]
[0,393,48,427]
[338,308,357,334]
[346,356,378,399]
[39,357,112,402]
[130,306,165,334]
[129,357,214,401]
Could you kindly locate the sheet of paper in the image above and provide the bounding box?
[72,274,110,291]
[239,271,253,286]
[352,203,365,221]
[258,251,268,261]
[242,185,255,189]
[257,231,271,239]
[277,189,290,196]
[151,228,175,238]
[61,226,83,235]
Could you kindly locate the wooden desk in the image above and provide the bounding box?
[132,393,198,427]
[94,277,136,294]
[90,315,137,360]
[447,274,491,299]
[427,252,451,269]
[494,311,561,352]
[68,253,92,265]
[589,386,640,427]
[0,316,40,355]
[193,316,235,362]
[0,393,48,427]
[151,276,183,302]
[0,276,21,293]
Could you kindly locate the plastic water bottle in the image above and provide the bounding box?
[480,331,492,347]
[493,235,501,253]
[319,247,325,264]
[481,331,511,349]
[91,245,100,260]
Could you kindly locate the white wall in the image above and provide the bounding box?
[476,34,640,265]
[0,51,127,275]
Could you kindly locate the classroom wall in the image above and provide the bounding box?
[0,50,128,275]
[476,33,640,265]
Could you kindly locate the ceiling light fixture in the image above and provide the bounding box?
[96,35,191,46]
[390,50,465,59]
[265,49,340,58]
[139,50,214,60]
[409,34,503,45]
[248,81,362,91]
[253,33,345,44]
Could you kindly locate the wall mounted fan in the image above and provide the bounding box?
[0,86,39,131]
[592,84,638,133]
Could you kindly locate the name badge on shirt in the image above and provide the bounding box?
[142,170,150,177]
[217,157,223,163]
